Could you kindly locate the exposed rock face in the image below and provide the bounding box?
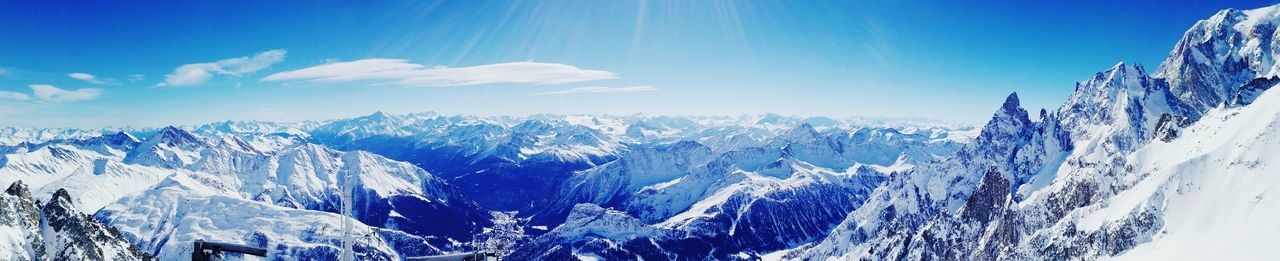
[0,181,151,261]
[1152,113,1192,142]
[959,167,1012,224]
[1229,76,1280,106]
[1156,9,1258,117]
[0,181,46,260]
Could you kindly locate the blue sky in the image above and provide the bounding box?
[0,0,1274,128]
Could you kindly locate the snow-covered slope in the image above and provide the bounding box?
[785,4,1280,260]
[0,124,495,259]
[0,132,177,214]
[95,173,426,260]
[112,127,492,254]
[1018,81,1280,260]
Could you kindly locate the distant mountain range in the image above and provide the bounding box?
[0,112,974,259]
[3,4,1280,260]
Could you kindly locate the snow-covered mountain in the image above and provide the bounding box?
[511,122,967,259]
[779,5,1280,260]
[96,173,435,260]
[7,5,1278,261]
[306,113,971,211]
[0,127,113,147]
[179,112,972,214]
[0,181,151,260]
[0,125,495,259]
[0,112,972,259]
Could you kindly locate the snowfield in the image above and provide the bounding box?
[1104,81,1280,260]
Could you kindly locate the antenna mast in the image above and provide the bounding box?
[340,172,354,261]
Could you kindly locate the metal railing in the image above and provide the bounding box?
[190,239,505,260]
[406,250,499,261]
[191,240,268,261]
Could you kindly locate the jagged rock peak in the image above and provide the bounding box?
[975,92,1033,147]
[116,131,140,142]
[5,181,31,198]
[1081,62,1150,93]
[1115,62,1145,78]
[666,139,706,151]
[1207,8,1247,26]
[1102,61,1144,77]
[151,126,203,144]
[91,131,141,144]
[158,125,184,133]
[1154,4,1280,113]
[779,123,821,141]
[49,188,73,207]
[993,92,1031,124]
[365,110,392,119]
[1000,92,1021,112]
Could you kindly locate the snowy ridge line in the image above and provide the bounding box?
[785,4,1280,260]
[0,111,974,259]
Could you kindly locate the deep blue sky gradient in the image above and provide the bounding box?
[0,0,1275,127]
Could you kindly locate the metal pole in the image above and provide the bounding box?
[340,172,355,261]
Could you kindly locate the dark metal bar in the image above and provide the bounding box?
[192,239,269,261]
[405,251,497,261]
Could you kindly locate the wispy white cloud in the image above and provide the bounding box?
[159,49,286,87]
[29,84,101,102]
[68,72,95,81]
[128,74,145,82]
[0,84,101,103]
[263,59,617,87]
[67,72,112,85]
[0,91,29,101]
[534,86,658,96]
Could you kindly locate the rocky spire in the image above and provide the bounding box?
[5,180,31,198]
